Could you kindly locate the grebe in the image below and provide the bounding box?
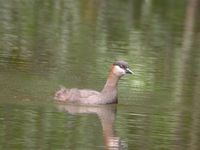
[55,60,133,104]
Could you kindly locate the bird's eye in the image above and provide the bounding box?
[119,65,126,69]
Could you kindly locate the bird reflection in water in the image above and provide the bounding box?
[56,103,127,150]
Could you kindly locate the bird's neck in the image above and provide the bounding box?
[102,70,120,92]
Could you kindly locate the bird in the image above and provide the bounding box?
[54,60,133,104]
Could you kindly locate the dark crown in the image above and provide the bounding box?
[113,60,129,68]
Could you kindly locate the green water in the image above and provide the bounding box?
[0,0,200,149]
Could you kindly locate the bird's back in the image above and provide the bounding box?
[55,87,102,104]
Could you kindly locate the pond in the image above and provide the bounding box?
[0,0,200,149]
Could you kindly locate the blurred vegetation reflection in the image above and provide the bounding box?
[0,0,200,150]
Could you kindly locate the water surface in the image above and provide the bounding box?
[0,0,200,149]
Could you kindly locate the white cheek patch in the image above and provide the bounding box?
[113,66,126,75]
